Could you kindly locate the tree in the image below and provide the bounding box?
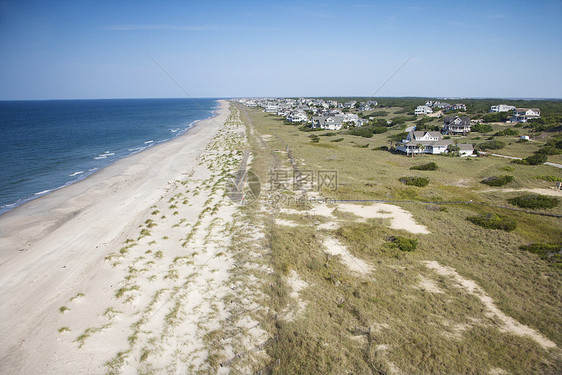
[417,143,425,156]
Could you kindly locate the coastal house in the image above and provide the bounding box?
[442,116,471,135]
[415,105,433,115]
[395,131,474,156]
[443,103,466,112]
[458,144,474,157]
[511,108,540,123]
[343,101,357,109]
[311,115,345,131]
[395,131,452,155]
[287,112,309,123]
[490,104,515,113]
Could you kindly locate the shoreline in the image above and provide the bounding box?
[0,101,221,216]
[0,100,232,373]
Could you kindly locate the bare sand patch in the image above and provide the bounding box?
[323,237,373,275]
[424,261,557,350]
[416,275,443,294]
[337,203,430,234]
[275,218,299,227]
[480,188,562,197]
[283,270,308,321]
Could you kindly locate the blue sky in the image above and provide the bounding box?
[1,0,561,100]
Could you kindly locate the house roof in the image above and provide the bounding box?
[443,116,470,126]
[458,144,474,151]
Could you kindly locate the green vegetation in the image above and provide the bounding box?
[481,175,513,187]
[507,194,559,209]
[237,102,562,375]
[482,112,509,123]
[467,213,517,231]
[410,162,438,171]
[399,176,430,187]
[519,243,561,268]
[536,175,562,182]
[388,236,418,251]
[494,128,519,136]
[471,123,494,133]
[478,140,506,150]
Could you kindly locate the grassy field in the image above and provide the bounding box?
[235,103,561,374]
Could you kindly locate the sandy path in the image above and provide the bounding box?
[0,101,258,374]
[424,261,557,350]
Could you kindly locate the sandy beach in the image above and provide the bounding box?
[0,100,266,373]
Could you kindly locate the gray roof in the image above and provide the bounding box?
[443,116,470,126]
[458,144,474,151]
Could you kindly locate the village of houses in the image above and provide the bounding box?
[237,97,541,157]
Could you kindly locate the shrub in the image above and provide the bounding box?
[330,138,344,142]
[481,175,513,187]
[388,132,408,142]
[320,132,337,137]
[371,126,388,134]
[399,176,429,187]
[472,123,494,133]
[373,145,388,151]
[389,236,418,252]
[467,213,516,231]
[410,162,438,171]
[519,243,561,268]
[348,128,373,138]
[507,194,559,209]
[478,140,506,150]
[494,129,519,136]
[524,153,548,165]
[536,175,562,182]
[482,112,509,123]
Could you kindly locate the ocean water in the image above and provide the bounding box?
[0,98,219,215]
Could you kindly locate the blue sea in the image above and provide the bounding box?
[0,98,219,215]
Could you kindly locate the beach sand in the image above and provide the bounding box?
[0,100,265,373]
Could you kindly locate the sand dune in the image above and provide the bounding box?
[0,101,268,374]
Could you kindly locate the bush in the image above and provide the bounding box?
[478,140,506,150]
[494,128,519,136]
[399,176,429,187]
[507,194,559,209]
[536,175,562,182]
[320,132,337,137]
[410,162,438,171]
[389,236,418,252]
[482,112,509,123]
[481,175,514,186]
[472,123,494,133]
[330,138,344,142]
[348,128,373,138]
[373,145,388,151]
[467,213,516,231]
[525,153,548,165]
[519,243,561,268]
[388,132,408,142]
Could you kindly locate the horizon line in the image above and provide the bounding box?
[1,95,561,102]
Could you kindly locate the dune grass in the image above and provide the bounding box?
[236,103,562,374]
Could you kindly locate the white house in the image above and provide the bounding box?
[287,112,308,123]
[415,105,433,115]
[311,115,344,131]
[511,108,540,123]
[458,144,474,157]
[490,104,515,113]
[396,131,473,156]
[396,131,452,155]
